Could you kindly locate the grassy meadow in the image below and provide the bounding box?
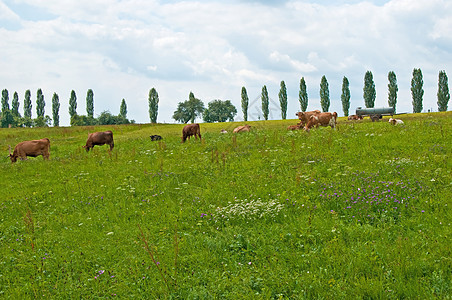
[0,112,451,299]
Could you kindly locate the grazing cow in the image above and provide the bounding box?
[388,118,404,125]
[348,114,363,120]
[287,124,301,130]
[9,138,50,163]
[83,131,114,152]
[150,135,162,141]
[304,112,338,132]
[182,123,201,143]
[233,124,251,133]
[296,110,321,126]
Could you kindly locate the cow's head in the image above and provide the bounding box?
[82,145,90,152]
[8,145,17,163]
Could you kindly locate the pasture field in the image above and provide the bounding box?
[0,112,451,299]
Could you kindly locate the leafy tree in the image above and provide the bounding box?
[411,68,424,113]
[203,99,237,123]
[120,99,127,119]
[437,70,449,112]
[69,90,77,119]
[320,75,330,112]
[22,90,33,127]
[172,102,191,123]
[36,88,45,118]
[341,76,350,116]
[95,111,130,125]
[86,89,94,118]
[148,88,159,123]
[52,93,60,127]
[188,92,205,123]
[388,71,398,113]
[172,92,204,124]
[261,85,269,120]
[34,116,52,127]
[279,80,287,119]
[12,92,20,118]
[299,77,308,112]
[363,71,376,108]
[241,86,249,121]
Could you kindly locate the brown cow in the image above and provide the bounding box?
[348,114,363,120]
[83,131,114,152]
[304,112,338,132]
[287,124,301,130]
[9,138,50,163]
[182,123,201,143]
[233,124,251,133]
[296,110,321,126]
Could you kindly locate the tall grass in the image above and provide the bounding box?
[0,112,450,298]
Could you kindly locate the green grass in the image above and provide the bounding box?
[1,112,451,299]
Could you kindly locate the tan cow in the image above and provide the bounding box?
[304,112,338,132]
[348,114,363,120]
[233,124,251,133]
[287,124,301,130]
[388,118,404,125]
[9,138,50,163]
[83,131,114,152]
[296,110,321,126]
[182,123,201,143]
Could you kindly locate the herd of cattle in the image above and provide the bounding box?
[6,111,404,163]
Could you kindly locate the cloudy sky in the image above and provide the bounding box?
[0,0,450,125]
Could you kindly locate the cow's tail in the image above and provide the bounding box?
[332,112,338,128]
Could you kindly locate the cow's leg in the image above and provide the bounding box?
[109,143,114,151]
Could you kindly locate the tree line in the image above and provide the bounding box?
[1,68,449,128]
[0,89,134,128]
[172,68,449,123]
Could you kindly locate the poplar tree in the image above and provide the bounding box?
[279,80,287,119]
[299,77,308,112]
[12,92,20,117]
[261,85,269,120]
[241,86,249,121]
[69,90,77,118]
[52,93,60,127]
[388,71,398,113]
[363,71,376,108]
[24,90,32,119]
[86,89,94,118]
[1,89,13,128]
[411,68,424,113]
[341,76,350,116]
[437,70,449,112]
[120,98,127,119]
[187,92,204,123]
[320,75,330,112]
[148,88,159,123]
[1,89,9,112]
[36,88,45,118]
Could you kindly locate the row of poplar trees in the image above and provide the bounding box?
[0,88,139,128]
[238,69,449,122]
